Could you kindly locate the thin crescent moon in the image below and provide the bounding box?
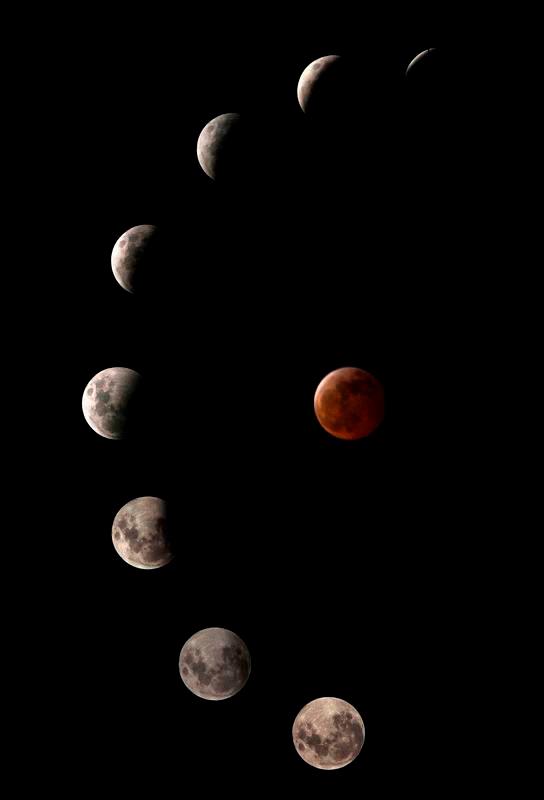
[406,48,436,76]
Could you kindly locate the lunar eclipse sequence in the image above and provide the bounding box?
[82,49,439,771]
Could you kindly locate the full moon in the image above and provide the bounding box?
[112,496,173,569]
[292,697,365,770]
[179,627,251,700]
[111,224,159,293]
[297,55,342,114]
[82,367,143,440]
[197,113,244,180]
[314,367,384,440]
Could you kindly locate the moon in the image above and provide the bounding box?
[297,55,342,114]
[112,496,173,569]
[314,367,384,440]
[179,627,251,700]
[292,697,365,770]
[82,367,142,439]
[405,49,443,89]
[111,224,159,293]
[197,113,244,180]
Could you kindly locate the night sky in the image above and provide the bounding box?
[41,17,482,795]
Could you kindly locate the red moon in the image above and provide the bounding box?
[314,367,384,440]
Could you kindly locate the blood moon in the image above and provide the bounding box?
[314,367,384,440]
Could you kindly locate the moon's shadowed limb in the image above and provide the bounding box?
[179,627,251,700]
[293,697,365,770]
[314,367,384,440]
[112,496,174,569]
[82,367,144,440]
[111,224,165,294]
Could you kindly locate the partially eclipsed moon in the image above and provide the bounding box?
[111,224,159,294]
[314,367,384,440]
[297,55,341,114]
[82,367,142,440]
[112,496,173,569]
[196,113,243,180]
[406,48,437,77]
[179,627,251,700]
[292,697,365,770]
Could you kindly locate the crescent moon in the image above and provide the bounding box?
[111,224,159,294]
[196,113,242,180]
[297,55,341,113]
[406,48,437,76]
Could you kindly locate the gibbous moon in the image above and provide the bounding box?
[82,367,143,440]
[179,627,251,700]
[314,367,384,440]
[197,113,244,180]
[111,224,159,293]
[292,697,365,770]
[112,496,173,569]
[297,55,342,114]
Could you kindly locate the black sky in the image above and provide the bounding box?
[34,16,484,795]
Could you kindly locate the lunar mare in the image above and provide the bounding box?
[111,224,159,294]
[82,367,142,440]
[196,113,242,180]
[292,697,364,770]
[179,627,250,700]
[297,55,341,113]
[314,367,384,440]
[112,496,173,569]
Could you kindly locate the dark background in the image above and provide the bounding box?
[40,17,483,795]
